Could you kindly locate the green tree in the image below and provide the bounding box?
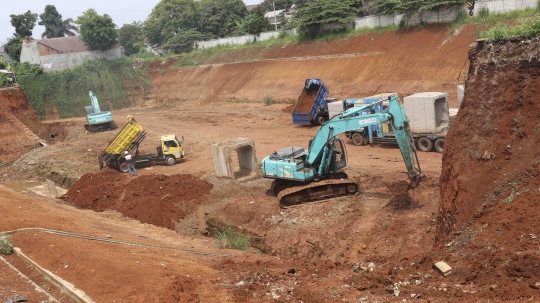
[75,8,102,25]
[295,0,357,37]
[419,0,465,11]
[4,37,24,62]
[143,0,199,45]
[118,22,144,56]
[247,6,274,35]
[258,0,295,12]
[373,0,428,15]
[79,11,118,50]
[10,10,38,37]
[39,5,78,38]
[372,0,462,26]
[162,29,206,53]
[198,0,248,37]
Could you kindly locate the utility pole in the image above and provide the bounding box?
[273,0,278,31]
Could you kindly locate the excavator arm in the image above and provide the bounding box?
[89,91,101,113]
[305,94,423,185]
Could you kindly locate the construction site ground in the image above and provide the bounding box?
[2,25,539,302]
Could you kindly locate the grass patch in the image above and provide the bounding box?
[0,237,13,255]
[502,182,530,204]
[478,14,540,40]
[263,95,273,106]
[452,7,537,26]
[214,226,251,251]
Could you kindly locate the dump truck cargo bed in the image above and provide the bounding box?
[105,121,144,155]
[292,79,330,125]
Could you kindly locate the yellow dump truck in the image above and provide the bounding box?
[98,117,184,172]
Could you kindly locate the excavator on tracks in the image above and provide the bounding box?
[262,94,424,208]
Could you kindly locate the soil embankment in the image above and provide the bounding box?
[0,88,43,162]
[437,37,540,300]
[149,25,475,107]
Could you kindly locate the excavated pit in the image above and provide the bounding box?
[436,37,540,300]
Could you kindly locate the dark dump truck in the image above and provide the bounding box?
[292,78,330,125]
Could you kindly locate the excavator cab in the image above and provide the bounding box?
[329,137,347,173]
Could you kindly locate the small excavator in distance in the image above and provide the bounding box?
[262,94,424,208]
[84,91,117,132]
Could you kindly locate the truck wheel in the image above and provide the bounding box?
[434,138,445,153]
[316,116,326,125]
[165,155,176,166]
[119,163,129,173]
[417,137,433,152]
[351,133,364,146]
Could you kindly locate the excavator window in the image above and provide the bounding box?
[330,138,347,172]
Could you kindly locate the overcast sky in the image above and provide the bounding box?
[0,0,262,44]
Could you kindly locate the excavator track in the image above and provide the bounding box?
[277,179,359,208]
[84,121,118,132]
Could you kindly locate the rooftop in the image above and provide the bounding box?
[25,36,89,54]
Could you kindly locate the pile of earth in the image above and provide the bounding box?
[435,37,540,300]
[61,169,213,230]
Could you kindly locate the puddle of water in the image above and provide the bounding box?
[3,182,42,192]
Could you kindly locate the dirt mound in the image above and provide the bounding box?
[437,37,540,300]
[61,169,213,230]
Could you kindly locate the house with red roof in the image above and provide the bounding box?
[20,36,121,73]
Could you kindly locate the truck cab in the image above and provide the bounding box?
[158,134,184,165]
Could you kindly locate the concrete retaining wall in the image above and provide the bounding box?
[197,29,297,49]
[40,48,122,73]
[476,0,537,13]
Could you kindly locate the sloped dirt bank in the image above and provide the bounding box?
[436,37,540,300]
[61,169,213,230]
[149,25,475,107]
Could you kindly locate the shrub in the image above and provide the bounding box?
[0,237,13,255]
[478,6,490,19]
[214,226,251,251]
[263,95,273,106]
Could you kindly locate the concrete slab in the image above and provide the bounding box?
[404,92,449,134]
[433,260,452,276]
[328,101,344,119]
[27,184,67,197]
[457,85,465,107]
[212,138,260,182]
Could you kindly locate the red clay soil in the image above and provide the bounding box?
[436,37,540,300]
[149,24,476,107]
[0,88,43,133]
[61,169,213,230]
[0,88,43,162]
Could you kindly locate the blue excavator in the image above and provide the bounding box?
[262,94,424,208]
[84,91,117,132]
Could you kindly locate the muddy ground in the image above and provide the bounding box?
[1,25,539,302]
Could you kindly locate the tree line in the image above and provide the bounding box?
[5,0,466,60]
